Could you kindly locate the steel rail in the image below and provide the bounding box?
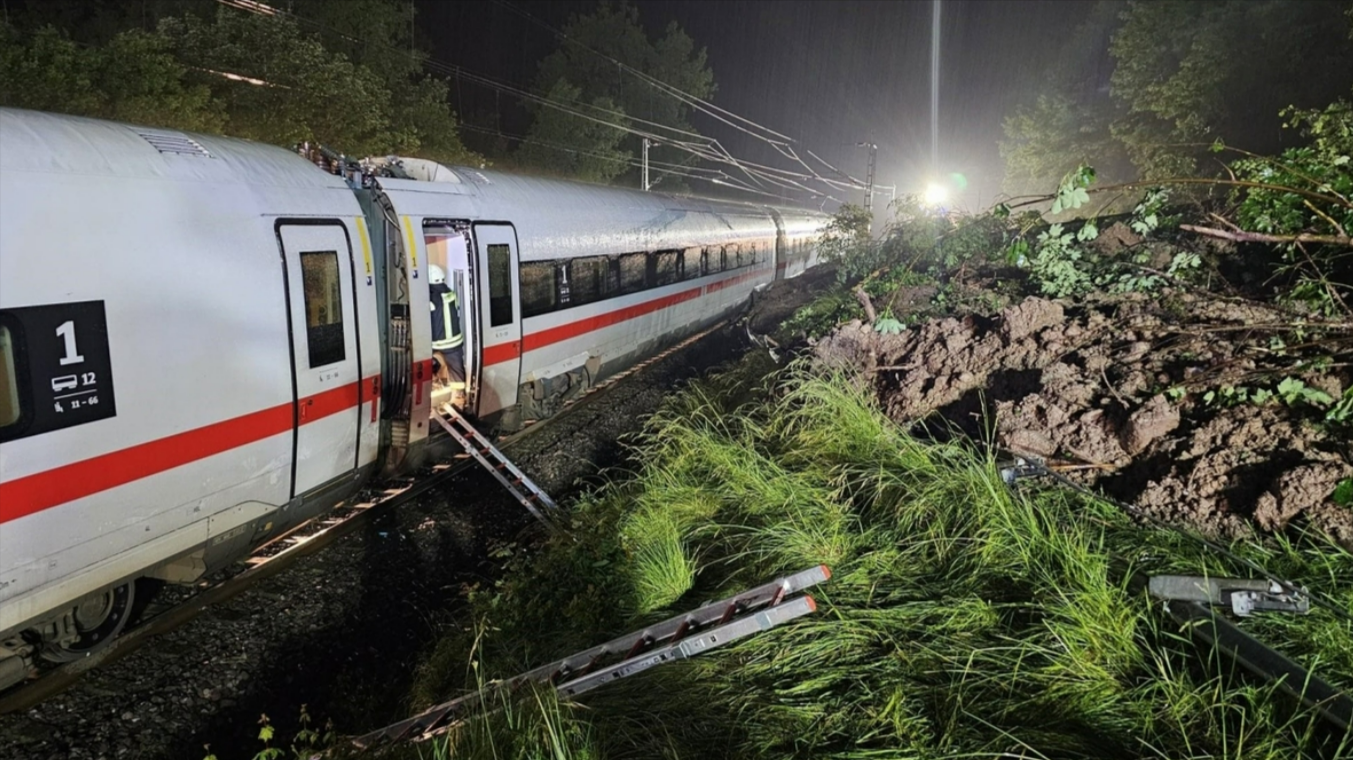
[0,318,735,716]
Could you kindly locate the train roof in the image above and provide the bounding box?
[368,157,830,260]
[0,107,351,193]
[0,108,830,255]
[368,156,830,224]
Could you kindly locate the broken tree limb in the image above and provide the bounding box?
[853,286,877,323]
[1180,224,1352,248]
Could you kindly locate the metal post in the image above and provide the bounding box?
[642,138,650,191]
[856,142,877,213]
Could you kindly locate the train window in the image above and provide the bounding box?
[0,324,20,428]
[652,251,679,286]
[570,256,608,305]
[730,244,743,269]
[487,244,513,327]
[300,251,345,368]
[619,252,646,294]
[718,246,729,272]
[682,248,702,279]
[519,261,557,318]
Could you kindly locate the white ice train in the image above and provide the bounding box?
[0,107,828,687]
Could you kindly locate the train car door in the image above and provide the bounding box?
[277,222,362,497]
[471,223,521,418]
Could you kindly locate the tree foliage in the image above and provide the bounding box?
[159,10,398,156]
[515,80,632,183]
[1226,95,1353,316]
[0,0,478,164]
[1000,91,1126,197]
[1001,0,1353,188]
[517,0,715,186]
[0,22,224,132]
[816,204,877,282]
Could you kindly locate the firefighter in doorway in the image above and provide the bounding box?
[429,265,465,404]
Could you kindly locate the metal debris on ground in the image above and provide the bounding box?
[1147,575,1310,617]
[350,565,832,752]
[997,451,1352,738]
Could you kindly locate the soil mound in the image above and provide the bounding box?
[813,292,1353,545]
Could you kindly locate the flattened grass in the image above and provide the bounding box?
[404,363,1353,760]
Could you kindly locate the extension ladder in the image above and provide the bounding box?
[351,564,833,750]
[432,404,557,526]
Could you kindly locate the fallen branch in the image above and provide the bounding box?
[854,286,878,323]
[1002,177,1353,214]
[1180,224,1353,248]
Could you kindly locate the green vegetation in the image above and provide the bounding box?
[515,0,714,188]
[1001,0,1353,191]
[201,706,334,760]
[401,366,1353,759]
[0,0,479,164]
[815,203,877,282]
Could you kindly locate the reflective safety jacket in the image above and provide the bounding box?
[430,284,463,351]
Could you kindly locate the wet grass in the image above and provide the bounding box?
[397,361,1353,760]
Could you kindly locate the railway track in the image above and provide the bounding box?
[0,319,735,717]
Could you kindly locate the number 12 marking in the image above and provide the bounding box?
[57,320,85,366]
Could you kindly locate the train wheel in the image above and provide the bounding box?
[39,581,136,663]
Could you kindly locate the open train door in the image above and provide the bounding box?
[471,223,522,424]
[277,221,363,498]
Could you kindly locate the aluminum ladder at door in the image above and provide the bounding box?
[350,564,832,750]
[431,403,557,526]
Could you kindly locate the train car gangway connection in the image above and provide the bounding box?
[351,565,832,751]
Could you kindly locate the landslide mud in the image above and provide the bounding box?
[813,291,1353,545]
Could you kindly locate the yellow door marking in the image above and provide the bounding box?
[355,217,374,281]
[401,215,419,273]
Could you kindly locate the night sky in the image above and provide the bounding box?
[419,0,1094,210]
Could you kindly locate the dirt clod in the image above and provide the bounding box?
[811,285,1353,547]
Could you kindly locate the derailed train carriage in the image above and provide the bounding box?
[0,107,828,688]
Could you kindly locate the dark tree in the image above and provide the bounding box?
[516,0,715,186]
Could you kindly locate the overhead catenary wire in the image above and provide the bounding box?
[489,0,796,145]
[213,0,858,204]
[488,0,897,203]
[456,122,740,191]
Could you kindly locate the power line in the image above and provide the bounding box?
[456,123,786,200]
[213,0,855,204]
[490,0,795,145]
[489,0,876,199]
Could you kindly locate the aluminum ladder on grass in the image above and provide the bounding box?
[350,564,833,751]
[432,404,556,526]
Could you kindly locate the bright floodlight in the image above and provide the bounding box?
[923,182,948,206]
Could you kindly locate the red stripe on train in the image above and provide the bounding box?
[705,269,763,293]
[522,286,703,355]
[0,376,379,525]
[481,341,521,366]
[482,270,769,368]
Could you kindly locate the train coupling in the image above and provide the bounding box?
[0,640,36,692]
